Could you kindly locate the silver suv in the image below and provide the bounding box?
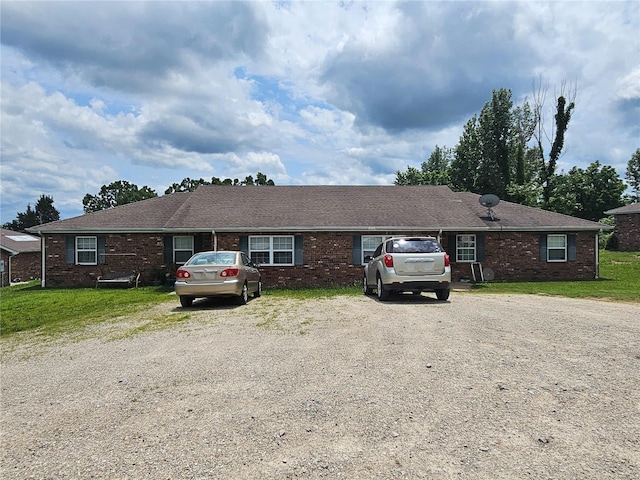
[363,236,451,301]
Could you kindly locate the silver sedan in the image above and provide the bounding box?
[174,251,261,307]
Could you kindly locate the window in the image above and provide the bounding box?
[362,235,386,264]
[174,236,194,264]
[547,234,567,262]
[76,236,97,265]
[456,234,476,262]
[249,236,294,265]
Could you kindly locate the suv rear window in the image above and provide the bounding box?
[386,238,443,254]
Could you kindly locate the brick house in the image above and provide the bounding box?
[604,203,640,252]
[0,228,42,287]
[28,185,607,288]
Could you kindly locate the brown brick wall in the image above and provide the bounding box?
[43,234,170,287]
[43,230,599,288]
[1,250,41,286]
[613,214,640,251]
[444,231,597,282]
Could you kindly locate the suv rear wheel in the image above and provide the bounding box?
[376,276,390,301]
[436,288,450,301]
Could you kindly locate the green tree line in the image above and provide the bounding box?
[395,87,638,222]
[2,173,275,231]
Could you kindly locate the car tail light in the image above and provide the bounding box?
[220,268,239,277]
[444,253,450,267]
[383,254,394,268]
[176,268,190,279]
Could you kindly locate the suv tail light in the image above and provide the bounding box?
[383,254,394,268]
[444,253,450,267]
[176,268,190,279]
[220,268,239,277]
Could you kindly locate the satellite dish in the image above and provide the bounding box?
[479,194,500,208]
[483,267,495,281]
[479,194,500,221]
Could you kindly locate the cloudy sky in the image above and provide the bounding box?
[1,1,639,223]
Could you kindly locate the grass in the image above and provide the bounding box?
[470,250,640,303]
[1,251,636,340]
[0,283,177,338]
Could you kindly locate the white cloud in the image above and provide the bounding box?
[1,1,638,223]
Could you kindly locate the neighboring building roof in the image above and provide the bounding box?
[0,228,41,254]
[605,203,640,215]
[28,185,606,234]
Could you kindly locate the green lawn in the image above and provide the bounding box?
[1,250,637,339]
[470,250,639,302]
[0,284,178,338]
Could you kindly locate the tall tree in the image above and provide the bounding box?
[476,88,513,197]
[164,177,211,194]
[626,148,640,202]
[165,172,275,194]
[549,161,625,221]
[532,79,576,208]
[83,181,158,213]
[450,116,481,192]
[35,194,60,224]
[395,145,452,185]
[2,194,60,231]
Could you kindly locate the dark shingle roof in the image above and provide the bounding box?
[605,203,640,215]
[29,186,605,233]
[457,192,609,230]
[27,192,191,233]
[1,228,41,254]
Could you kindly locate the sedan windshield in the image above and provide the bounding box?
[185,253,237,266]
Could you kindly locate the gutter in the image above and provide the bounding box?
[29,224,610,235]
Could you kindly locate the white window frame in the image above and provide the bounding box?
[361,235,388,264]
[173,236,194,265]
[547,234,567,262]
[249,235,294,266]
[76,236,97,265]
[456,234,476,262]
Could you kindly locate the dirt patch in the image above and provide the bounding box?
[1,293,639,479]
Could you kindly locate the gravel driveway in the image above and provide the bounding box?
[1,292,639,479]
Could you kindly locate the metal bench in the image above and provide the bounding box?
[96,271,140,288]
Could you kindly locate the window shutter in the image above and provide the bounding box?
[352,235,362,265]
[476,234,485,262]
[98,236,106,265]
[568,234,577,261]
[539,234,547,261]
[447,234,457,262]
[239,236,249,255]
[66,236,75,264]
[194,234,203,253]
[294,235,304,266]
[163,236,173,264]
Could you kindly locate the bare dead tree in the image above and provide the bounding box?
[532,77,577,208]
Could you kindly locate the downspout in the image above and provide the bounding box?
[437,229,442,244]
[39,231,45,288]
[8,253,14,286]
[595,232,599,280]
[212,230,218,252]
